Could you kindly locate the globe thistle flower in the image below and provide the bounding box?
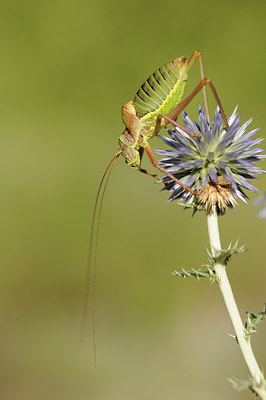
[157,105,265,214]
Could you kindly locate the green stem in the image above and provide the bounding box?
[207,210,266,399]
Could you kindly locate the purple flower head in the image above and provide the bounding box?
[156,104,265,214]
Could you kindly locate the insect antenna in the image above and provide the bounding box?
[81,150,121,366]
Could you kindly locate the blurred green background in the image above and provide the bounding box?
[0,0,265,399]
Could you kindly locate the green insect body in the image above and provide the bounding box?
[118,56,188,169]
[134,58,188,121]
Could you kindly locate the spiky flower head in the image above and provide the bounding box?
[157,105,265,214]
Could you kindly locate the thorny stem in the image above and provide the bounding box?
[207,210,266,400]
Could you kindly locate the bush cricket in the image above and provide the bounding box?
[84,50,229,365]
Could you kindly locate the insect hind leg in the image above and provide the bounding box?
[167,78,229,130]
[187,50,210,124]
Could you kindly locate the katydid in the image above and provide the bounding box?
[83,50,229,365]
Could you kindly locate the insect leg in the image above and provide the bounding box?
[136,147,161,179]
[166,78,229,130]
[143,142,198,196]
[154,114,201,139]
[187,50,210,124]
[136,166,161,180]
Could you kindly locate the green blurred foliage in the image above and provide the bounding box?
[0,0,265,399]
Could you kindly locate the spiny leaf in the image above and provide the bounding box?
[229,377,254,392]
[208,241,246,266]
[229,376,266,395]
[172,267,217,282]
[244,305,266,340]
[228,333,238,343]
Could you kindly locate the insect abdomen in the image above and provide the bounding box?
[133,57,188,121]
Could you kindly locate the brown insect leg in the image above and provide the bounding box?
[136,166,161,180]
[167,78,229,130]
[187,50,210,125]
[143,142,198,196]
[135,146,161,179]
[154,114,201,139]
